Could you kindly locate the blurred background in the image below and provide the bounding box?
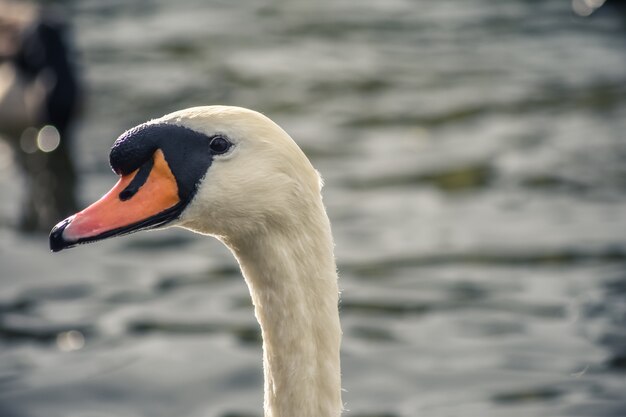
[0,0,625,416]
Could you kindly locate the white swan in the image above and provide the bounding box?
[49,106,342,417]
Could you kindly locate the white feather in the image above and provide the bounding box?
[158,106,342,417]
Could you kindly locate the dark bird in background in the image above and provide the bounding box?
[0,1,81,232]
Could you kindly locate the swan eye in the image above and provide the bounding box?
[209,136,232,154]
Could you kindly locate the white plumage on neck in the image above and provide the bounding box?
[229,210,341,417]
[162,106,343,417]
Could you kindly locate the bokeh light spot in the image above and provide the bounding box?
[572,0,606,16]
[37,125,61,153]
[585,0,606,8]
[56,330,85,352]
[20,127,39,154]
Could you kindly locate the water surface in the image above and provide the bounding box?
[0,1,625,416]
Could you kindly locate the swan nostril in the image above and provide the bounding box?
[119,189,135,201]
[118,156,155,201]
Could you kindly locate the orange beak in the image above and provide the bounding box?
[50,149,181,251]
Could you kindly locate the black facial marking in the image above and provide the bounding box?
[119,157,154,201]
[110,123,222,204]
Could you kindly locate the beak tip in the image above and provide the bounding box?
[49,217,74,252]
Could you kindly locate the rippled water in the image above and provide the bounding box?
[1,1,625,416]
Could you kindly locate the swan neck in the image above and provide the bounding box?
[228,220,342,417]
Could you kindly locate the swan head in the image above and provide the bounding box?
[50,106,323,251]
